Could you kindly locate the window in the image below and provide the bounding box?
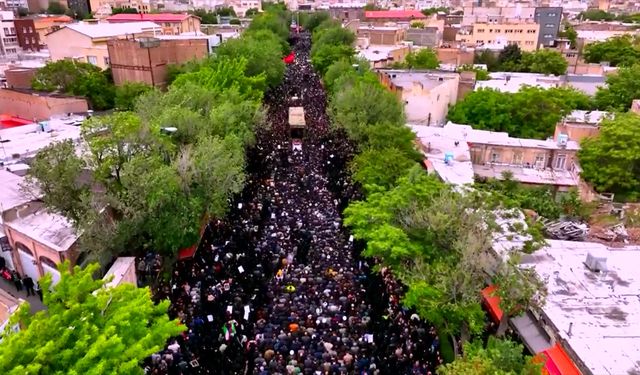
[512,152,523,165]
[525,41,534,45]
[104,56,110,66]
[22,27,27,33]
[477,28,485,33]
[534,154,545,168]
[87,55,98,65]
[489,29,493,33]
[544,34,553,38]
[554,154,566,169]
[9,27,15,35]
[491,152,501,163]
[528,29,536,33]
[3,27,8,35]
[548,12,557,17]
[545,23,555,28]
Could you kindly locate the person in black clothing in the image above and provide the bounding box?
[23,276,35,297]
[12,271,22,292]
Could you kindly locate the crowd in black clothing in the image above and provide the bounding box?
[144,33,443,375]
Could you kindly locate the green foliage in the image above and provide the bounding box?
[190,9,218,24]
[32,60,115,110]
[403,48,440,69]
[47,0,66,14]
[246,9,290,40]
[111,7,138,14]
[115,82,153,111]
[448,86,593,139]
[311,44,356,75]
[557,22,577,49]
[437,337,542,375]
[578,9,616,21]
[301,11,330,32]
[0,262,184,375]
[458,64,490,80]
[475,49,499,71]
[351,148,416,192]
[421,7,448,15]
[245,8,259,17]
[497,44,522,72]
[519,49,568,75]
[583,35,640,67]
[578,112,640,197]
[594,64,640,110]
[311,21,356,74]
[17,7,29,16]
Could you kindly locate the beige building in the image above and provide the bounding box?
[378,69,461,126]
[105,13,201,35]
[357,45,411,68]
[357,26,406,46]
[553,110,613,144]
[31,15,74,45]
[457,21,540,52]
[46,21,162,70]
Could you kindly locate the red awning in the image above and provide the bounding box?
[482,285,504,322]
[537,344,581,375]
[178,244,197,260]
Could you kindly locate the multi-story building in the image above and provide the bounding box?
[46,21,162,69]
[107,37,209,87]
[0,11,19,57]
[458,20,540,52]
[357,25,406,46]
[357,44,411,68]
[533,7,561,47]
[13,18,40,51]
[462,6,537,27]
[32,15,73,45]
[105,13,201,35]
[406,27,443,48]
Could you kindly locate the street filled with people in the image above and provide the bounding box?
[144,33,443,375]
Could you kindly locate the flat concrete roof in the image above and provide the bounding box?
[563,110,612,125]
[5,208,78,252]
[0,121,82,164]
[521,240,640,375]
[0,288,21,324]
[0,170,34,213]
[381,69,459,91]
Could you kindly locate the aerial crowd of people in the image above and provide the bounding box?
[143,33,444,375]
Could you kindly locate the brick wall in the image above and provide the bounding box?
[0,89,88,121]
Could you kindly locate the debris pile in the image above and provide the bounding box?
[593,223,629,243]
[542,219,589,241]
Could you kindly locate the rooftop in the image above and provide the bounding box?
[57,21,161,39]
[520,240,640,375]
[476,72,561,93]
[0,120,82,164]
[380,69,459,90]
[5,208,78,252]
[473,164,579,187]
[364,10,426,19]
[563,110,613,125]
[106,13,193,22]
[0,169,34,213]
[0,287,21,325]
[357,45,407,63]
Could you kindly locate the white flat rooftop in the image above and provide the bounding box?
[0,122,82,163]
[0,169,34,212]
[476,72,562,93]
[521,240,640,375]
[473,164,579,187]
[5,208,77,252]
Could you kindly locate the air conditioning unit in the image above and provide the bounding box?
[585,252,607,272]
[557,133,568,147]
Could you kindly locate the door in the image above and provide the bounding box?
[18,248,39,281]
[41,262,61,286]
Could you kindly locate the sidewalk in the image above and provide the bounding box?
[0,277,45,314]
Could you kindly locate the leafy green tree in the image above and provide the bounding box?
[578,112,640,197]
[245,7,259,17]
[557,22,577,49]
[578,9,615,21]
[458,64,490,80]
[114,82,153,111]
[246,10,289,40]
[421,7,448,16]
[190,9,217,24]
[301,11,329,32]
[519,49,568,75]
[47,0,66,14]
[0,262,184,375]
[583,35,640,67]
[475,49,499,71]
[351,148,416,192]
[594,64,640,110]
[311,44,356,75]
[313,25,355,47]
[437,337,542,375]
[111,7,138,14]
[215,6,236,16]
[404,48,439,69]
[17,7,29,16]
[497,44,522,72]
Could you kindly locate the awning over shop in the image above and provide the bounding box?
[482,285,503,322]
[537,344,581,375]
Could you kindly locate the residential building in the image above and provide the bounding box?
[31,15,73,44]
[553,110,613,143]
[364,10,427,25]
[327,4,365,22]
[476,72,609,96]
[574,22,640,46]
[2,0,28,11]
[4,67,39,89]
[411,122,583,194]
[0,288,22,340]
[0,88,88,121]
[379,70,461,126]
[356,44,410,68]
[105,13,201,35]
[436,46,475,67]
[46,21,162,69]
[458,20,540,52]
[107,37,208,87]
[461,6,537,26]
[508,240,640,375]
[13,19,40,52]
[406,26,442,48]
[357,26,406,46]
[533,7,561,47]
[0,169,79,285]
[0,11,19,57]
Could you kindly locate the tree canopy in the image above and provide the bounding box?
[0,262,184,375]
[311,21,356,75]
[476,45,568,75]
[397,48,439,69]
[583,35,640,67]
[448,86,593,139]
[32,60,115,110]
[114,82,153,111]
[578,112,640,199]
[594,64,640,111]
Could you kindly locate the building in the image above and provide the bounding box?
[107,37,209,88]
[357,26,406,46]
[66,0,90,17]
[458,20,540,52]
[0,88,89,120]
[357,44,410,68]
[46,21,162,69]
[510,240,640,375]
[327,4,365,22]
[476,71,609,96]
[461,6,537,26]
[364,10,427,25]
[4,67,39,89]
[533,7,561,47]
[105,13,201,35]
[406,26,442,48]
[13,18,40,52]
[436,46,475,67]
[379,70,461,126]
[31,15,73,44]
[553,110,613,143]
[412,122,582,193]
[0,288,22,340]
[103,257,137,288]
[0,11,19,58]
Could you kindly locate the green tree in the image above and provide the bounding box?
[458,64,490,80]
[215,6,236,16]
[111,7,138,14]
[578,9,615,21]
[47,0,66,14]
[302,11,330,32]
[438,337,542,375]
[190,8,217,24]
[17,7,29,16]
[594,64,640,110]
[557,22,577,49]
[311,44,356,75]
[475,49,499,71]
[114,82,153,111]
[583,35,640,67]
[578,112,640,197]
[497,44,522,72]
[519,49,568,75]
[421,7,448,16]
[245,7,259,17]
[404,48,439,69]
[246,11,289,40]
[351,148,416,192]
[0,262,184,375]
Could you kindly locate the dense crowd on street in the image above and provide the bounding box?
[143,33,443,375]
